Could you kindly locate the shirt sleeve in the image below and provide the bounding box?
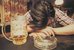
[55,8,74,26]
[24,10,33,24]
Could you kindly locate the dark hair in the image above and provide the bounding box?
[29,0,55,29]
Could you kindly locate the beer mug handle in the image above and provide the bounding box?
[1,24,12,41]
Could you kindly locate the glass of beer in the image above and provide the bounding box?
[1,0,28,45]
[11,15,28,45]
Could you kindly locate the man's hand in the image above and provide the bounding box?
[29,27,55,38]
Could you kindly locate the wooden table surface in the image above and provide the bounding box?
[0,35,74,50]
[0,25,74,50]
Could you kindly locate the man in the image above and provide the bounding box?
[27,0,74,38]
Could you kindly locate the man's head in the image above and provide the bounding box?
[28,0,55,30]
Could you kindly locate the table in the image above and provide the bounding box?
[0,35,74,50]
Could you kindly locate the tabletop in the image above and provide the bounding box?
[0,35,74,50]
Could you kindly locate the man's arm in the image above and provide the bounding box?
[53,24,74,35]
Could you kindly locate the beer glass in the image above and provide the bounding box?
[1,0,28,45]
